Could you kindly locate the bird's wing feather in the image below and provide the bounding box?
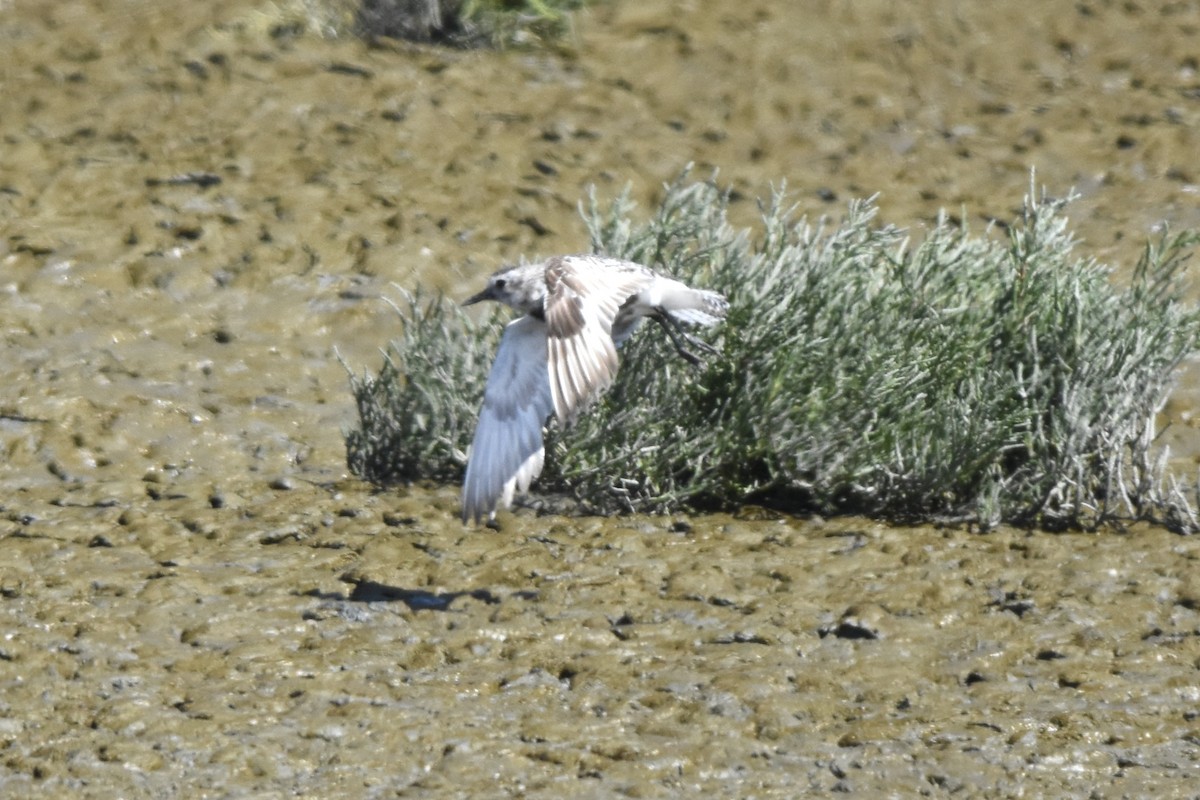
[462,315,554,524]
[543,256,651,423]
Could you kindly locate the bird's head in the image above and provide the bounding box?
[463,264,543,313]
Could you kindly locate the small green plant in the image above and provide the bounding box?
[461,0,585,46]
[353,0,585,47]
[345,288,499,484]
[253,0,585,47]
[346,172,1200,531]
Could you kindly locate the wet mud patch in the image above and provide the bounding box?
[3,484,1200,795]
[3,0,1200,795]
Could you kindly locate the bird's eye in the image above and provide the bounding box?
[494,279,507,290]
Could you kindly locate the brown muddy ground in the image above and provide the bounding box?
[2,0,1200,796]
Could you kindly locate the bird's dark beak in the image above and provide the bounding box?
[463,287,491,306]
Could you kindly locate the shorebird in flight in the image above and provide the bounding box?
[461,254,728,525]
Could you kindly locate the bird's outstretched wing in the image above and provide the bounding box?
[462,315,554,524]
[543,256,652,424]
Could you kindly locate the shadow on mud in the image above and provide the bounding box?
[305,578,537,610]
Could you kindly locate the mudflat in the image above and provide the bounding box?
[2,1,1199,795]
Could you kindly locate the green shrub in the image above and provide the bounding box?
[353,0,585,47]
[264,0,585,47]
[346,173,1200,531]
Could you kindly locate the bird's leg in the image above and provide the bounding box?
[652,309,718,366]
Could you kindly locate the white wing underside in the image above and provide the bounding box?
[461,316,554,523]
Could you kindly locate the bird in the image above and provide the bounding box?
[460,254,729,525]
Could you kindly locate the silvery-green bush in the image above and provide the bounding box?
[346,174,1200,531]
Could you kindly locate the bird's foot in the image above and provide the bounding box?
[653,310,718,367]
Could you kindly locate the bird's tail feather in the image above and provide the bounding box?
[662,288,729,327]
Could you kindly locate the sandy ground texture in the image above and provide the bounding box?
[2,0,1200,796]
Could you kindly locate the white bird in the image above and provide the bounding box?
[460,254,729,525]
